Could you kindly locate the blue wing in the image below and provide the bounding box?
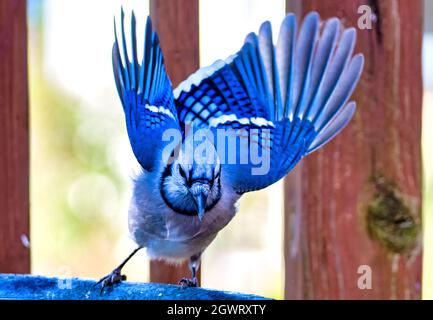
[174,12,364,193]
[113,10,180,171]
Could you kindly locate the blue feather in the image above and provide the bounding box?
[171,12,364,193]
[130,11,138,91]
[298,18,339,120]
[307,101,356,154]
[245,33,270,107]
[120,7,131,91]
[276,13,296,119]
[112,11,178,171]
[313,54,364,131]
[290,12,319,121]
[258,21,282,121]
[305,28,356,122]
[112,20,125,102]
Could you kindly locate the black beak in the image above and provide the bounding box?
[191,185,209,221]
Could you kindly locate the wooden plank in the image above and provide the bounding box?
[149,0,200,285]
[0,0,30,273]
[284,0,423,299]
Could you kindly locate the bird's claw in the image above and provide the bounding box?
[94,268,127,294]
[179,277,198,288]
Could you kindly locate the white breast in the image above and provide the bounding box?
[127,170,241,261]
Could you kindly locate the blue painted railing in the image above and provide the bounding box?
[0,274,269,300]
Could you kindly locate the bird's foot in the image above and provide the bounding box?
[179,277,198,288]
[94,268,127,294]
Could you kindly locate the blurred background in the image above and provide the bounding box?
[27,0,431,299]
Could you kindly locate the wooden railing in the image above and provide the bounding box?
[0,0,423,299]
[284,0,423,299]
[0,0,30,274]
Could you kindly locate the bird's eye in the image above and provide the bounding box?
[178,166,187,179]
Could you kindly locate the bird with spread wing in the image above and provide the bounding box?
[96,9,364,291]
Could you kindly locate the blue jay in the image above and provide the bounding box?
[96,9,364,290]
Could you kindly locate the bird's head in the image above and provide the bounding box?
[160,133,222,221]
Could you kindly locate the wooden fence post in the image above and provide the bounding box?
[284,0,423,299]
[149,0,200,285]
[0,0,30,274]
